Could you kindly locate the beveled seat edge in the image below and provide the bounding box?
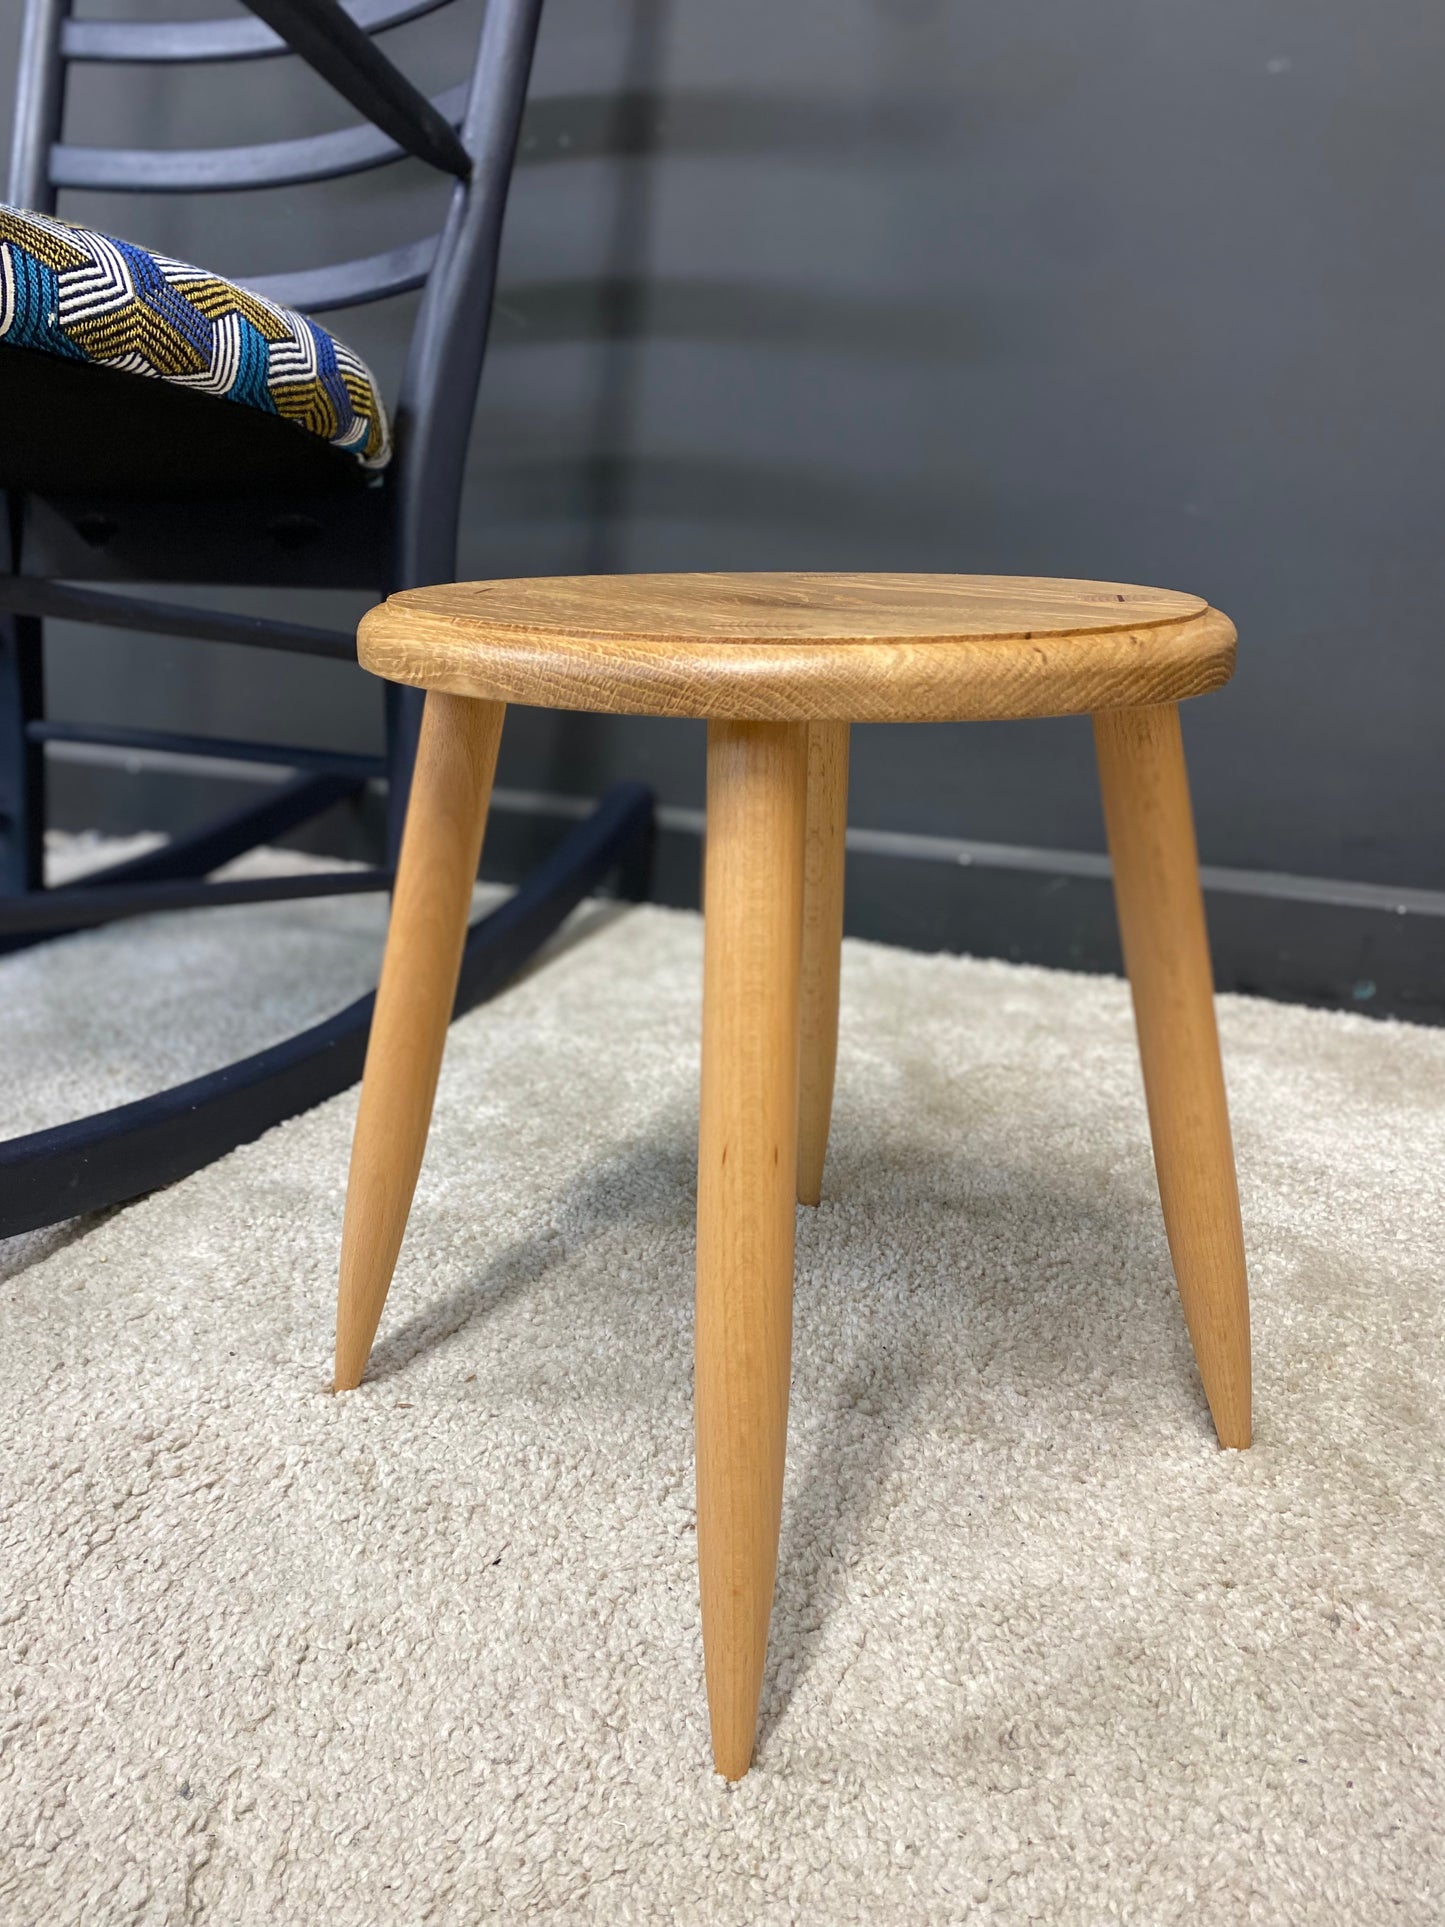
[356,600,1237,723]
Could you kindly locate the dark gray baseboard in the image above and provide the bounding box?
[478,795,1445,1028]
[42,751,1445,1026]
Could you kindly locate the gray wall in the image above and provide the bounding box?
[6,1,1444,1007]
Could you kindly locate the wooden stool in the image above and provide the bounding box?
[334,573,1251,1780]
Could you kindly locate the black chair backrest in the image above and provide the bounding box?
[6,0,545,587]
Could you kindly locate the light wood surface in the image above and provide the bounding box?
[797,722,850,1206]
[334,692,504,1391]
[358,572,1236,723]
[1094,703,1252,1448]
[695,720,809,1780]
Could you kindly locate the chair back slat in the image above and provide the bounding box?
[49,83,466,193]
[61,0,453,66]
[239,0,470,177]
[247,234,439,312]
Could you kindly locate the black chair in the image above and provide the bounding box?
[0,0,654,1238]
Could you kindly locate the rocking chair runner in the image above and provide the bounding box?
[0,0,655,1238]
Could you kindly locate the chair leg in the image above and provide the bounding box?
[796,721,849,1206]
[1093,703,1252,1448]
[0,611,45,895]
[334,692,505,1391]
[696,720,809,1778]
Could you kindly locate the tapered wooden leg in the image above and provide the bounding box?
[334,692,505,1391]
[1094,703,1252,1448]
[696,720,809,1778]
[796,722,849,1206]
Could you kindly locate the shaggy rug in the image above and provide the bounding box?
[2,850,1443,1924]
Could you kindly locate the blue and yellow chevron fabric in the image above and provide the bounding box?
[0,202,391,470]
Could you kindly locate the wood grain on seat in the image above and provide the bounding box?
[358,571,1236,721]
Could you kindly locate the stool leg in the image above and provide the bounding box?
[696,720,809,1778]
[1093,703,1252,1448]
[797,722,849,1206]
[334,692,505,1391]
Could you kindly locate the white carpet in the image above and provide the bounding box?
[3,849,1444,1925]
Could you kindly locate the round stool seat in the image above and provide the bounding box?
[358,571,1236,721]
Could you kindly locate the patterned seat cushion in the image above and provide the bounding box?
[0,203,391,473]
